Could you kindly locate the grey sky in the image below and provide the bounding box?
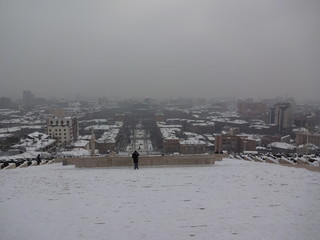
[0,0,319,101]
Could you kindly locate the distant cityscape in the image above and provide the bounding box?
[0,90,320,163]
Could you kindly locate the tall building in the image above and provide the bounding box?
[47,116,78,147]
[237,101,267,119]
[0,97,13,109]
[98,97,108,107]
[22,90,35,110]
[267,103,291,133]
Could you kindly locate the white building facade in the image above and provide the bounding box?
[47,116,78,147]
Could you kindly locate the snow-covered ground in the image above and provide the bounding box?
[1,159,320,240]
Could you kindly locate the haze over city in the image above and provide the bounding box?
[1,0,319,101]
[1,2,320,239]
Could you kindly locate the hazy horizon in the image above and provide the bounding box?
[1,0,319,101]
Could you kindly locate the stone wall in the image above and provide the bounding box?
[55,154,226,168]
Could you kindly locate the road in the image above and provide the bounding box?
[123,123,154,156]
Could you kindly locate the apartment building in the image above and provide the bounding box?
[163,138,180,153]
[215,134,256,153]
[295,132,320,147]
[96,128,120,154]
[47,116,78,147]
[179,139,207,154]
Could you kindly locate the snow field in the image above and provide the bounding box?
[0,159,320,240]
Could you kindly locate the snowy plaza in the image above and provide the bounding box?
[1,159,320,240]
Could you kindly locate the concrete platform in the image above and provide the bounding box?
[56,154,226,168]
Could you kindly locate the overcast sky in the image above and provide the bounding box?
[0,0,319,101]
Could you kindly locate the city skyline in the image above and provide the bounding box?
[1,89,319,105]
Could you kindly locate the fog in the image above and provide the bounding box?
[1,0,319,101]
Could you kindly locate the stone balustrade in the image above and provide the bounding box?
[3,163,16,170]
[18,161,29,168]
[278,158,294,165]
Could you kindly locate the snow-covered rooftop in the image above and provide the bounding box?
[0,133,14,139]
[72,140,90,148]
[1,159,319,240]
[0,109,20,116]
[0,118,29,124]
[96,129,120,143]
[179,138,206,145]
[0,125,44,134]
[209,116,248,125]
[192,122,215,127]
[0,126,21,134]
[79,119,108,124]
[27,131,49,140]
[84,125,111,131]
[0,150,48,161]
[297,143,319,150]
[85,122,123,131]
[160,128,180,140]
[79,135,92,141]
[56,148,90,157]
[293,127,309,133]
[11,138,56,152]
[269,142,296,150]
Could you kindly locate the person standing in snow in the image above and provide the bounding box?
[132,150,140,170]
[36,154,41,165]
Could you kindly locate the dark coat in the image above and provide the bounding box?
[36,155,41,165]
[132,151,140,163]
